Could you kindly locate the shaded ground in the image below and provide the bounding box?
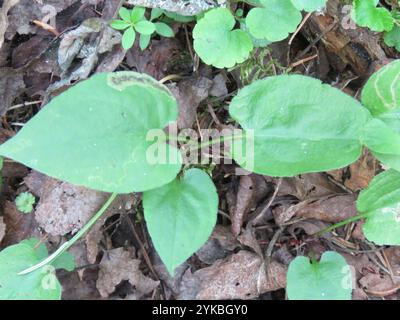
[1,0,400,300]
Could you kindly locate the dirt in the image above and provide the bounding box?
[0,0,399,301]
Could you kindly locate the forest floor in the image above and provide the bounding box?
[1,0,400,300]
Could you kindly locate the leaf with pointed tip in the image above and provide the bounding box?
[143,169,218,275]
[122,27,136,49]
[0,72,182,193]
[229,74,371,177]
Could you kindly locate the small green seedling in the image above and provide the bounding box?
[287,251,353,300]
[110,6,174,50]
[15,192,35,214]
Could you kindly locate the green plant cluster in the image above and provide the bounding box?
[0,1,399,300]
[352,0,400,51]
[110,7,175,50]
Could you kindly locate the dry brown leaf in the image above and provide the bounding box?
[274,173,342,200]
[126,38,182,80]
[85,194,134,264]
[0,0,20,49]
[359,273,400,297]
[168,76,213,129]
[126,0,222,15]
[196,225,239,264]
[0,67,25,115]
[1,200,39,246]
[229,174,269,237]
[294,195,357,223]
[24,170,47,197]
[329,150,376,191]
[96,248,159,298]
[179,250,286,300]
[0,217,5,242]
[34,178,108,236]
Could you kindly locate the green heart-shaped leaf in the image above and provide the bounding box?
[361,60,400,116]
[0,72,182,193]
[357,169,400,245]
[361,60,400,169]
[246,0,302,42]
[143,168,218,275]
[287,251,353,300]
[0,239,64,300]
[352,0,394,32]
[291,0,327,12]
[229,74,371,176]
[193,8,253,68]
[384,25,400,52]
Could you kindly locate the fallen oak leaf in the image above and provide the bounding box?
[179,250,286,300]
[96,247,159,298]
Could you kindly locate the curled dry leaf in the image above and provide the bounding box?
[168,76,213,129]
[1,200,39,246]
[359,273,400,298]
[34,178,109,236]
[294,194,358,223]
[125,0,224,16]
[229,174,269,237]
[0,217,5,242]
[329,150,377,191]
[126,38,183,80]
[274,173,342,200]
[0,67,25,115]
[97,248,159,298]
[179,250,286,300]
[85,194,134,264]
[0,0,20,49]
[196,225,239,265]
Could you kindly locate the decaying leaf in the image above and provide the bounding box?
[96,248,159,298]
[294,195,358,223]
[359,273,400,297]
[168,76,213,129]
[34,178,108,236]
[179,250,286,300]
[0,67,25,115]
[329,150,377,191]
[125,0,224,16]
[274,173,343,200]
[1,200,39,246]
[85,194,135,264]
[0,0,20,49]
[196,225,239,265]
[0,217,5,242]
[228,174,269,237]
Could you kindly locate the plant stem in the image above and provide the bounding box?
[186,134,244,152]
[18,192,118,275]
[315,212,370,237]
